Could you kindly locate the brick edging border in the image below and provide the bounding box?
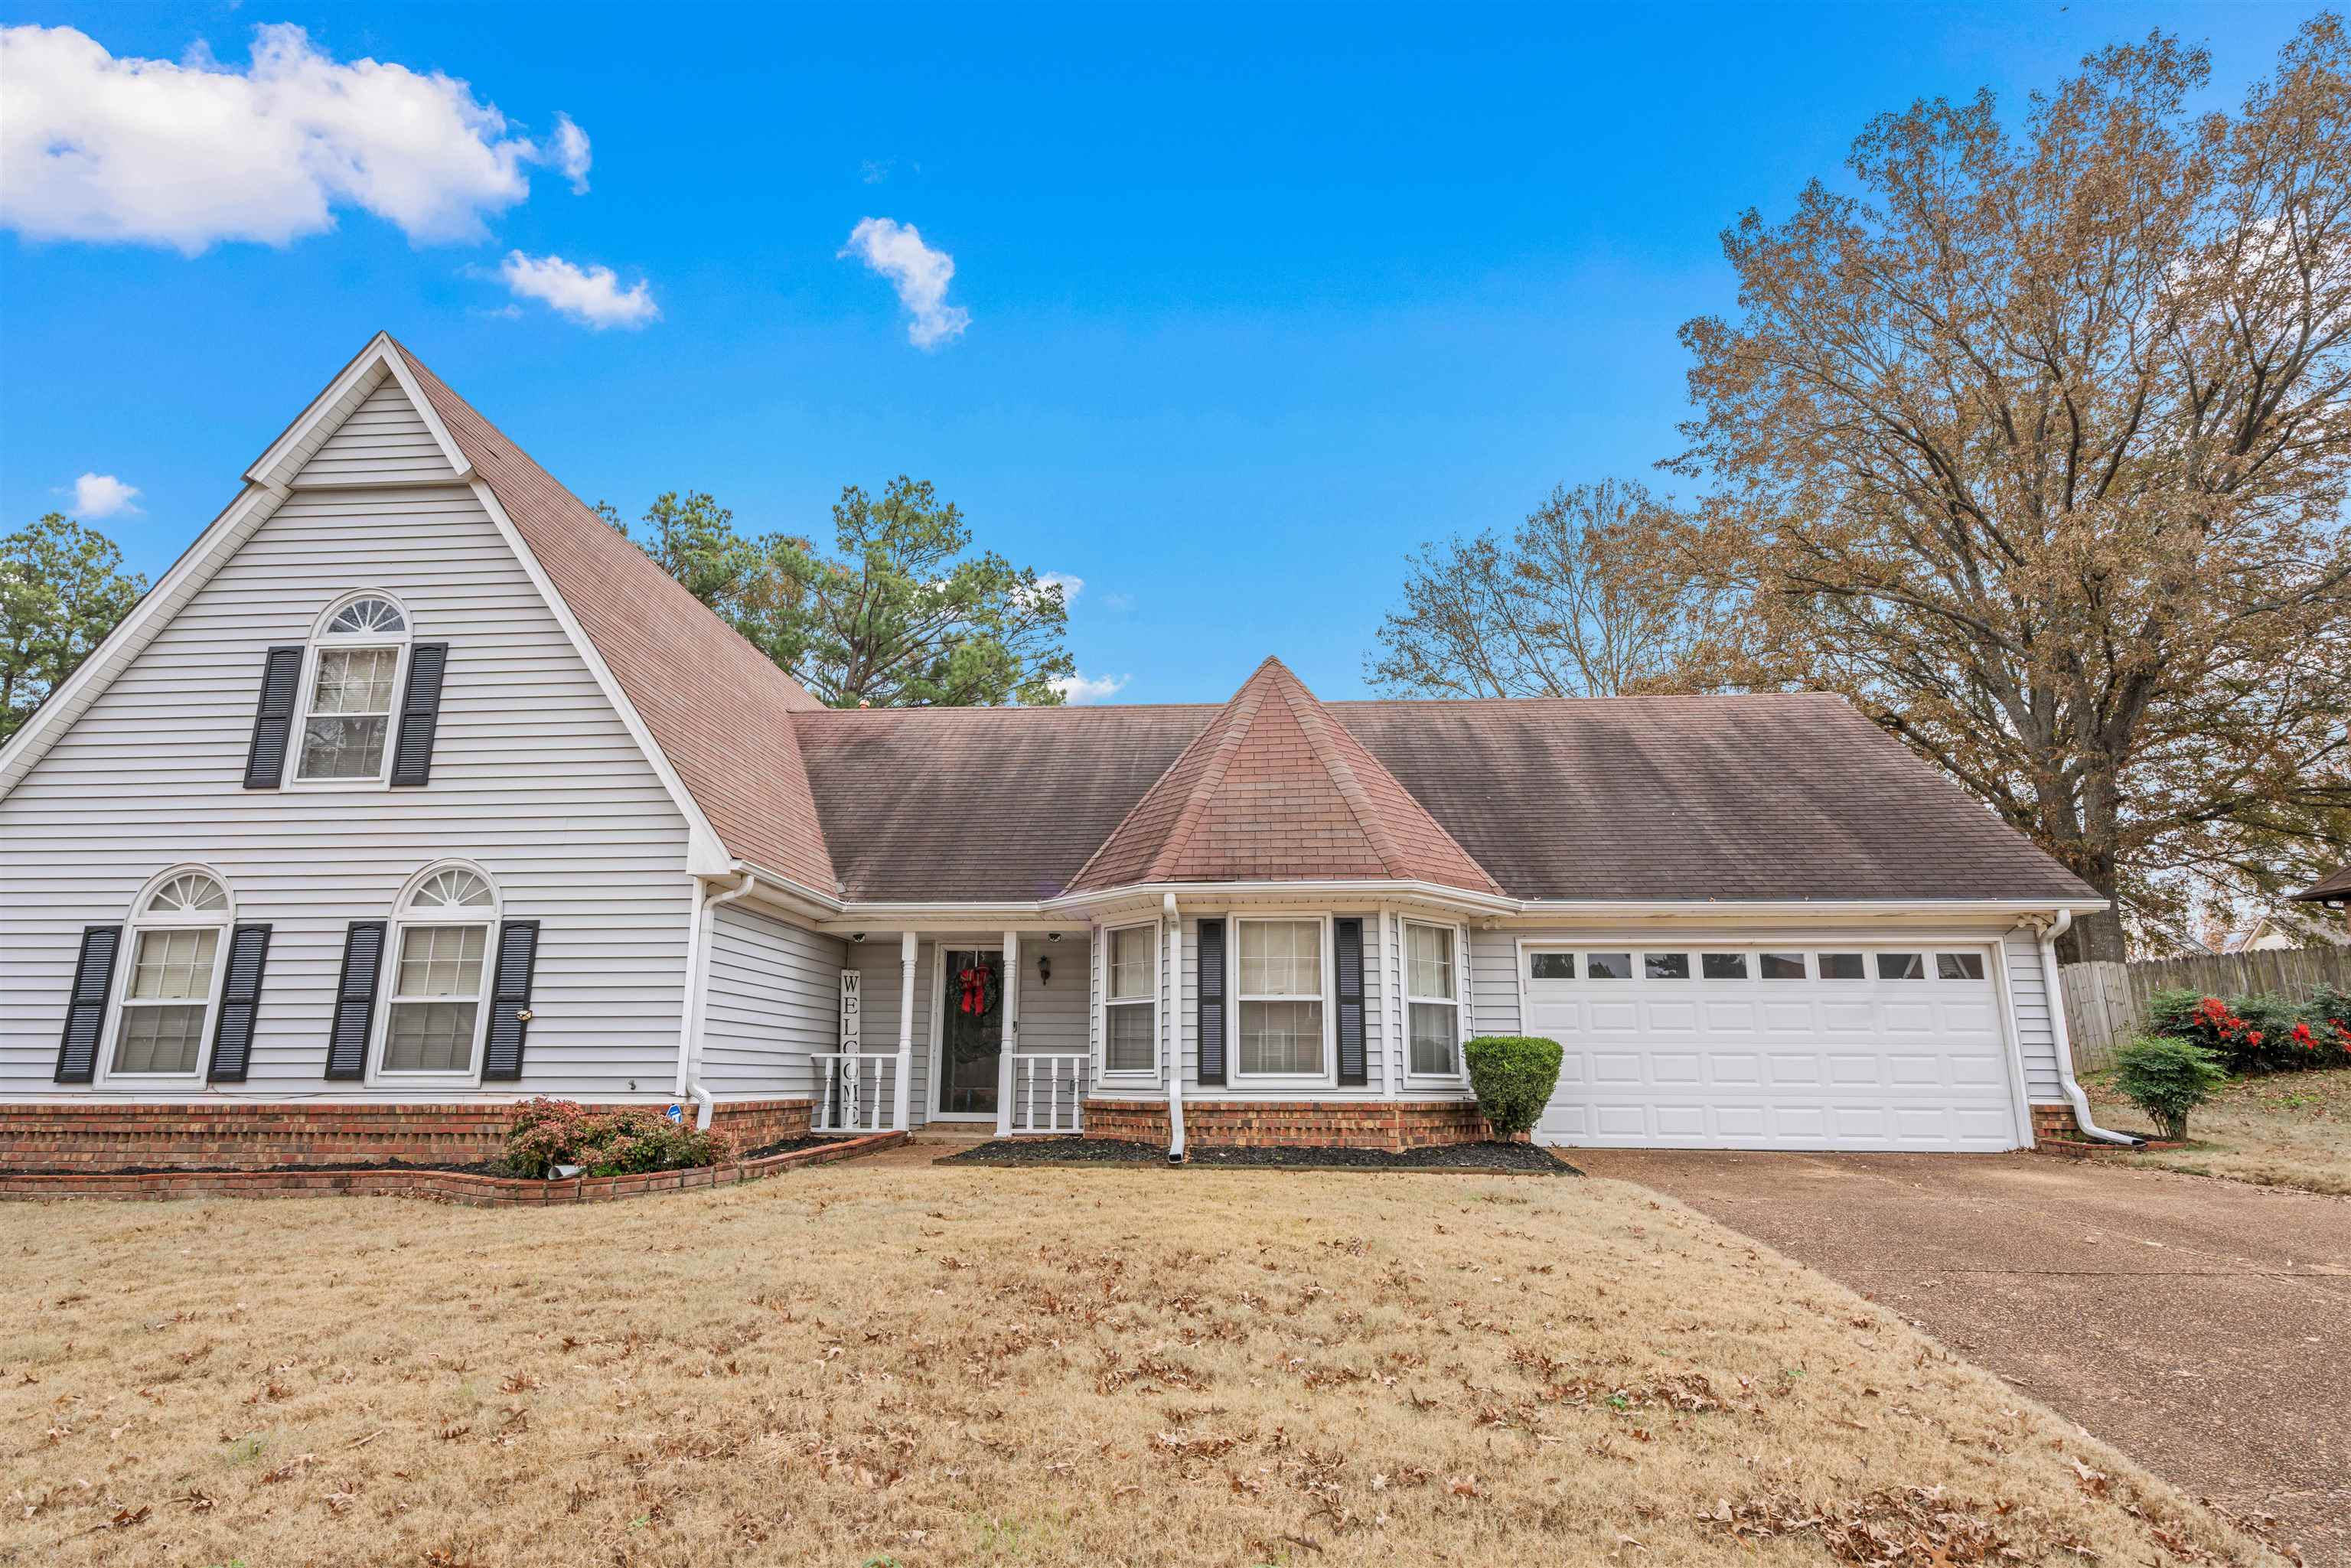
[0,1131,905,1207]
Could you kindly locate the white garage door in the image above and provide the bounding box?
[1524,943,2024,1152]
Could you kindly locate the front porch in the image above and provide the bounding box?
[812,926,1092,1137]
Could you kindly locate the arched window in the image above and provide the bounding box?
[380,861,498,1077]
[109,867,233,1077]
[294,592,410,784]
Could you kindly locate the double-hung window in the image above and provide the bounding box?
[1405,921,1463,1077]
[1236,918,1325,1076]
[1103,923,1159,1075]
[110,869,231,1077]
[295,594,409,784]
[381,864,497,1076]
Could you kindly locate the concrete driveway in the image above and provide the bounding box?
[1576,1150,2351,1566]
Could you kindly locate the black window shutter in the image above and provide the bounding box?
[205,924,272,1082]
[389,642,449,787]
[1195,918,1226,1087]
[54,925,123,1083]
[481,920,541,1081]
[1335,917,1367,1087]
[324,921,386,1079]
[243,646,305,789]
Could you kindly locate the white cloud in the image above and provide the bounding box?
[1051,671,1130,705]
[1035,572,1084,602]
[551,112,591,194]
[859,158,893,184]
[839,217,969,349]
[68,473,142,518]
[0,23,584,253]
[497,251,658,329]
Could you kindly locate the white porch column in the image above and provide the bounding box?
[894,931,915,1133]
[995,930,1021,1135]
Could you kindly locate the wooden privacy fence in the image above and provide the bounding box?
[2058,947,2351,1071]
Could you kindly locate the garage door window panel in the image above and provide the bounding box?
[1700,953,1749,980]
[1936,952,1987,980]
[1759,953,1808,980]
[1584,952,1633,980]
[1877,952,1929,980]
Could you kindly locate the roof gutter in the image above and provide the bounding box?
[2027,908,2139,1147]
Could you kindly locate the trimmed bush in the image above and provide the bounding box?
[1463,1035,1564,1142]
[500,1097,735,1178]
[2110,1035,2227,1141]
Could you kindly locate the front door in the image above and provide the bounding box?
[937,947,1003,1118]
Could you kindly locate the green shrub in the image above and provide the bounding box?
[1462,1035,1564,1142]
[500,1097,734,1178]
[2110,1035,2227,1140]
[2145,987,2205,1040]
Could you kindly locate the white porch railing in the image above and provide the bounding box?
[1006,1054,1088,1134]
[813,1053,898,1133]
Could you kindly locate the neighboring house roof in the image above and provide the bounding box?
[2294,863,2351,904]
[1066,657,1505,896]
[388,340,841,898]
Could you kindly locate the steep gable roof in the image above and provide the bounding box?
[1066,657,1504,895]
[388,339,840,896]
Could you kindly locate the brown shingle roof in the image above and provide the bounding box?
[1329,694,2095,903]
[390,340,839,895]
[2294,864,2351,902]
[786,688,2099,905]
[792,705,1215,902]
[1066,657,1502,895]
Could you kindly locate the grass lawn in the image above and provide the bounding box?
[2086,1064,2351,1195]
[2,1166,2286,1567]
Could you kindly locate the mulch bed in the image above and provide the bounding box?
[15,1135,843,1181]
[941,1137,1578,1174]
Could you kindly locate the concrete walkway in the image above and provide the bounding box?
[1577,1150,2351,1565]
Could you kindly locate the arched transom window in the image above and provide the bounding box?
[111,869,232,1077]
[381,862,498,1076]
[295,592,410,784]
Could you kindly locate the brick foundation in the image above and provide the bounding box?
[1084,1097,1492,1151]
[2030,1102,2085,1152]
[0,1129,899,1207]
[0,1097,812,1174]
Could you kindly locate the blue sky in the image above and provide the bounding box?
[1,2,2314,703]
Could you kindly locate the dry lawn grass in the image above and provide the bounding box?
[2089,1064,2351,1195]
[2,1167,2287,1568]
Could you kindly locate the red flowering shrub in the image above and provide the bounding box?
[500,1097,735,1178]
[2147,986,2351,1075]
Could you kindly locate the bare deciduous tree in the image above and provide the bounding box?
[1368,480,1723,698]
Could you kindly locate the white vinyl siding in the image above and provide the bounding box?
[699,902,848,1097]
[289,373,458,487]
[2000,927,2066,1103]
[0,467,695,1102]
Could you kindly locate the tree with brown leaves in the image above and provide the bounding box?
[1659,20,2351,958]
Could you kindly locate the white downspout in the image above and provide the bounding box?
[1165,892,1186,1162]
[2035,908,2138,1146]
[676,869,754,1128]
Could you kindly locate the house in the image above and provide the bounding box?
[2292,865,2351,937]
[0,334,2116,1172]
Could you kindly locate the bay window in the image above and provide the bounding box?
[1104,921,1158,1074]
[1236,918,1326,1076]
[1405,920,1463,1077]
